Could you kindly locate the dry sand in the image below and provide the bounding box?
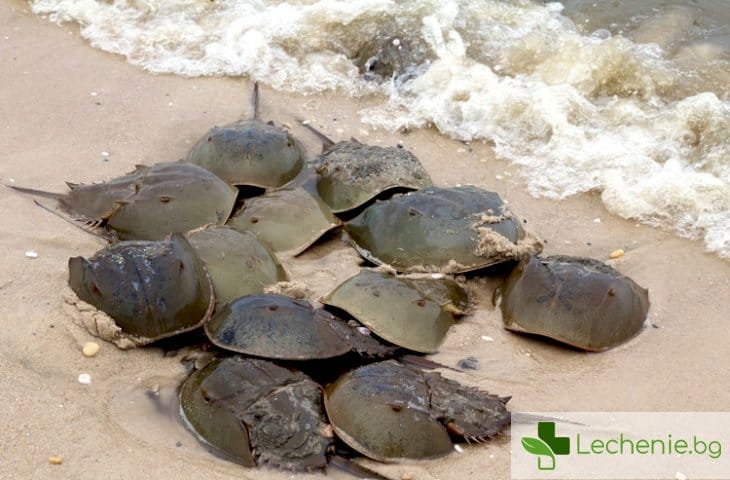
[1,1,728,479]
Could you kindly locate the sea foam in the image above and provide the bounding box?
[30,0,730,257]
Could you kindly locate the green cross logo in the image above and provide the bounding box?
[521,421,570,470]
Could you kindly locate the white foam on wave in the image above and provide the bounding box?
[30,0,730,257]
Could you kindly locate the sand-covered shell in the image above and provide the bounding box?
[498,255,650,351]
[180,356,332,470]
[227,187,339,255]
[186,226,287,310]
[345,186,542,273]
[321,270,469,353]
[316,140,432,213]
[12,163,237,241]
[68,233,214,346]
[324,360,510,462]
[186,119,304,188]
[205,294,396,360]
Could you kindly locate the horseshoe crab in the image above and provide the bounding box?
[497,255,650,351]
[204,294,396,360]
[355,30,432,82]
[186,226,288,310]
[10,162,237,241]
[186,84,305,188]
[303,124,432,214]
[227,187,339,255]
[344,186,542,273]
[324,360,510,462]
[180,356,332,470]
[68,233,214,347]
[321,270,469,354]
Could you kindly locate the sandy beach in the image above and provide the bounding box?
[1,1,729,479]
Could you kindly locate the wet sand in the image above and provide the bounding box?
[1,1,728,479]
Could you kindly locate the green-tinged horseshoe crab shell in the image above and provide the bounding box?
[11,162,238,241]
[186,226,288,310]
[324,360,510,463]
[344,186,542,273]
[106,163,237,241]
[498,255,650,351]
[186,121,305,188]
[321,270,469,354]
[68,233,214,345]
[205,294,396,360]
[227,187,340,255]
[316,140,432,213]
[180,356,332,470]
[178,358,256,467]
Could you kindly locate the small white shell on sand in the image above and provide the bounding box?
[78,373,92,385]
[453,444,464,453]
[25,250,38,258]
[593,217,602,223]
[481,335,494,342]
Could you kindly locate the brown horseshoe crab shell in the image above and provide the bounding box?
[321,270,469,354]
[68,233,214,346]
[498,255,650,351]
[186,225,288,310]
[11,162,237,241]
[204,294,396,360]
[316,140,433,213]
[179,356,332,470]
[344,186,542,273]
[205,295,351,360]
[227,187,340,255]
[186,120,305,188]
[324,360,510,463]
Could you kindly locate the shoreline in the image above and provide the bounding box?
[1,1,729,479]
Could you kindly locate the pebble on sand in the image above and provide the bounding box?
[609,249,625,259]
[82,341,100,357]
[49,456,63,465]
[401,473,414,480]
[457,356,479,370]
[78,373,92,385]
[25,250,39,258]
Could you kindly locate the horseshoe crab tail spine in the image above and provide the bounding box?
[252,81,260,120]
[6,184,62,201]
[328,455,394,480]
[298,120,335,150]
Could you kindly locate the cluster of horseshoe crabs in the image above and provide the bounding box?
[9,85,650,477]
